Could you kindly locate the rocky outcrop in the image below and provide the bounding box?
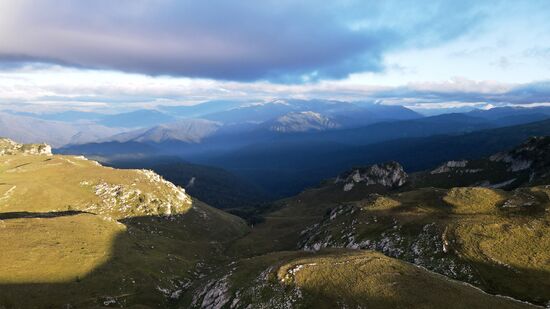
[430,160,482,175]
[335,161,408,191]
[419,136,550,189]
[80,169,191,219]
[490,136,549,172]
[0,138,52,156]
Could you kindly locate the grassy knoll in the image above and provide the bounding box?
[293,185,550,305]
[0,147,248,308]
[186,250,535,308]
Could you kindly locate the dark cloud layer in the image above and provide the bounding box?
[371,81,550,106]
[0,0,487,81]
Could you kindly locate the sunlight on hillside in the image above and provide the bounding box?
[443,187,506,214]
[0,154,192,217]
[456,220,550,271]
[0,152,194,284]
[278,252,531,308]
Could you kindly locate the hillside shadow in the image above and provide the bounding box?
[0,206,235,309]
[0,210,548,308]
[458,256,550,306]
[0,210,90,220]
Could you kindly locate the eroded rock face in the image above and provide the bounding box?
[335,161,408,191]
[430,160,484,175]
[490,136,550,172]
[298,203,478,286]
[80,169,191,219]
[0,138,52,156]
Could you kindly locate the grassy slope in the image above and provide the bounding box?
[0,152,248,308]
[292,186,550,305]
[184,181,547,307]
[279,251,532,309]
[1,139,548,308]
[186,250,534,308]
[226,183,396,257]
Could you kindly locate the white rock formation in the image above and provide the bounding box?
[0,138,52,156]
[335,161,408,191]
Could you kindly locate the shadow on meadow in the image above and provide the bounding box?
[0,211,548,308]
[0,210,90,220]
[0,206,246,308]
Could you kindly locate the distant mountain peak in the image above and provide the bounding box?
[103,119,222,144]
[270,99,291,105]
[267,111,340,133]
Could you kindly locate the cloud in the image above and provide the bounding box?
[0,0,488,81]
[370,79,550,107]
[2,62,550,113]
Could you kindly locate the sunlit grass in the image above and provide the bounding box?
[0,155,192,217]
[0,153,248,307]
[248,183,550,305]
[200,250,533,308]
[281,251,532,308]
[443,187,506,214]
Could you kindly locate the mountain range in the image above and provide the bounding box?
[3,100,550,200]
[43,101,550,199]
[5,100,550,149]
[0,112,125,147]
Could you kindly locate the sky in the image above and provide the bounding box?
[0,0,549,113]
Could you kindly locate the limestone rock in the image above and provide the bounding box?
[0,138,52,156]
